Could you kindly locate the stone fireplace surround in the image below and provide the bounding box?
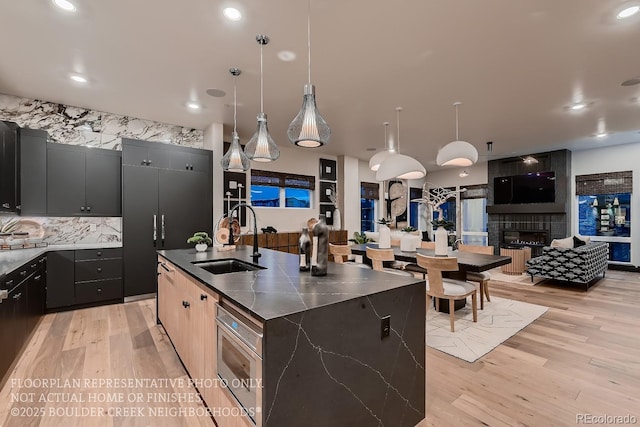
[487,149,572,255]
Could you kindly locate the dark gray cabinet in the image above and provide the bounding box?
[0,121,19,213]
[122,138,212,297]
[19,128,48,215]
[46,250,75,309]
[47,143,122,216]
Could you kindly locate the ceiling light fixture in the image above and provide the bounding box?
[186,102,201,110]
[617,5,640,19]
[223,7,242,21]
[376,107,426,181]
[595,132,608,138]
[221,68,250,172]
[69,74,87,83]
[570,102,587,111]
[436,102,478,167]
[369,122,394,171]
[523,155,539,165]
[53,0,76,12]
[287,0,330,148]
[245,35,279,163]
[459,170,469,178]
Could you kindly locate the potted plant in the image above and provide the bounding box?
[348,232,373,245]
[187,232,213,252]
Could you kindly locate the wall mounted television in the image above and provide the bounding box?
[494,171,556,204]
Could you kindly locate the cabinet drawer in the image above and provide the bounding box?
[75,248,122,261]
[75,279,123,304]
[75,258,122,282]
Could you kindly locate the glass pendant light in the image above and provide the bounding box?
[221,68,250,172]
[436,102,478,167]
[376,107,426,181]
[287,0,331,148]
[245,35,280,162]
[369,122,395,171]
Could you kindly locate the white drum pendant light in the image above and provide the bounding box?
[245,35,280,162]
[221,68,250,172]
[436,102,478,167]
[376,107,426,181]
[287,0,331,147]
[369,122,393,171]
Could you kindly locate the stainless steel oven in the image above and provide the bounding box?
[216,302,263,426]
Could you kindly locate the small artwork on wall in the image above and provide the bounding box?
[224,201,247,227]
[224,171,247,199]
[319,181,336,204]
[319,158,337,181]
[319,204,335,226]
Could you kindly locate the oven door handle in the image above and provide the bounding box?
[217,318,262,359]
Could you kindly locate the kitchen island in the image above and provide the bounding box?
[157,246,425,427]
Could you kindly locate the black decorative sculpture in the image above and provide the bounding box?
[312,215,329,276]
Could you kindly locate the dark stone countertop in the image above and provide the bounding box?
[157,246,423,321]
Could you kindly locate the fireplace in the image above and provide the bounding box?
[502,229,549,256]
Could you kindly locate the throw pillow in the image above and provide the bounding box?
[550,236,574,248]
[573,236,587,247]
[576,234,591,243]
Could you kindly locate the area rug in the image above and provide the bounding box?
[487,267,547,285]
[426,296,548,362]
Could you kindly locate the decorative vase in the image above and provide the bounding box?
[333,207,341,230]
[195,243,208,252]
[434,226,448,256]
[378,224,391,249]
[298,228,311,271]
[400,233,420,252]
[312,215,329,276]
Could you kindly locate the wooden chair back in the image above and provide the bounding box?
[366,247,395,271]
[458,244,494,255]
[329,243,351,263]
[420,241,436,249]
[416,254,459,296]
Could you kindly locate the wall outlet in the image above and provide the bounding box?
[90,224,97,232]
[381,315,391,339]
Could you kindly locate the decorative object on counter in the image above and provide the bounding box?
[261,226,277,234]
[287,0,331,148]
[376,107,426,181]
[327,183,341,230]
[377,218,391,249]
[298,228,311,271]
[411,182,466,241]
[245,34,280,163]
[436,102,478,167]
[432,218,454,256]
[187,232,213,252]
[221,68,250,172]
[311,214,329,276]
[348,232,373,245]
[307,217,318,231]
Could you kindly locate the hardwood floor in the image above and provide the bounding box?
[1,270,639,426]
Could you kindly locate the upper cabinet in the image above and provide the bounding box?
[122,137,211,172]
[47,143,122,216]
[0,121,19,213]
[19,128,47,215]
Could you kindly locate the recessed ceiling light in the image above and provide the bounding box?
[617,5,640,19]
[277,50,296,62]
[206,88,226,98]
[595,132,608,138]
[69,74,87,83]
[53,0,76,12]
[186,102,201,110]
[570,102,587,111]
[223,7,242,21]
[459,170,469,178]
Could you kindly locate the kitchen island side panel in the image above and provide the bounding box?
[263,282,425,427]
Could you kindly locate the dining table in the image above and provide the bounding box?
[349,243,512,312]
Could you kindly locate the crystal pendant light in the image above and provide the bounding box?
[369,122,394,171]
[221,68,250,172]
[436,102,478,167]
[376,107,426,181]
[245,35,280,162]
[287,0,331,147]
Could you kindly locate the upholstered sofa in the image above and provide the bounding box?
[525,241,608,289]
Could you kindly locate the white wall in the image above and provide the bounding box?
[572,143,640,267]
[204,122,224,231]
[424,162,488,188]
[339,156,360,238]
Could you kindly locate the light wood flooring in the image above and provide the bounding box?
[1,270,639,426]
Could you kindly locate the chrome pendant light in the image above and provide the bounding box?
[287,0,330,148]
[436,102,478,167]
[245,35,280,162]
[376,107,426,181]
[221,68,250,172]
[369,122,394,171]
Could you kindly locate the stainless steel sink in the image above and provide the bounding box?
[192,259,265,275]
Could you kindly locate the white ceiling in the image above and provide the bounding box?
[2,0,640,171]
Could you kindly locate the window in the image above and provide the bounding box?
[250,170,315,209]
[578,193,631,263]
[361,182,379,233]
[409,187,422,230]
[460,184,488,245]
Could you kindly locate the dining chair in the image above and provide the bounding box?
[329,243,371,269]
[420,241,436,249]
[399,241,435,279]
[416,254,478,332]
[366,247,414,276]
[458,243,494,309]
